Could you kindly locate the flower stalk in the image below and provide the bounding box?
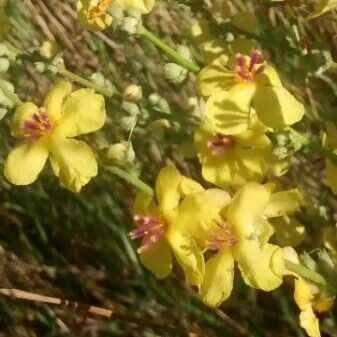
[58,68,115,97]
[106,166,154,196]
[139,26,201,73]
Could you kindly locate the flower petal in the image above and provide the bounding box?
[253,86,305,129]
[234,241,284,291]
[134,191,160,217]
[59,88,106,137]
[227,182,271,240]
[197,63,235,97]
[263,189,303,218]
[155,166,203,221]
[139,239,172,279]
[11,102,40,137]
[205,85,255,135]
[43,81,72,122]
[307,0,337,20]
[5,141,48,185]
[117,0,155,13]
[299,306,321,337]
[49,138,97,192]
[173,189,231,244]
[167,229,205,286]
[200,249,234,307]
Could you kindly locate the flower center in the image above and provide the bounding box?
[87,0,112,24]
[130,214,167,253]
[234,50,265,81]
[207,133,235,155]
[205,220,237,250]
[22,107,53,140]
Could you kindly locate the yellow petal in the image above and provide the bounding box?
[307,0,337,20]
[59,88,106,137]
[139,239,172,279]
[253,86,305,129]
[294,277,315,310]
[11,102,39,137]
[43,81,72,123]
[155,166,203,221]
[263,189,303,218]
[197,63,235,97]
[200,249,234,307]
[134,191,160,217]
[173,189,231,244]
[5,141,49,185]
[205,85,255,135]
[167,229,205,286]
[227,182,271,240]
[326,154,337,194]
[299,306,321,337]
[234,241,284,291]
[257,65,282,87]
[49,137,97,192]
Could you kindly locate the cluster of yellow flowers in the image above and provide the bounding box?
[1,1,336,336]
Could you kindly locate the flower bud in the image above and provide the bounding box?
[120,115,137,131]
[107,141,135,164]
[148,93,171,114]
[123,84,142,101]
[176,45,191,60]
[121,17,140,35]
[164,63,188,84]
[40,41,59,59]
[0,57,9,73]
[121,101,140,116]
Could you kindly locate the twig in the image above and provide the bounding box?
[0,288,176,332]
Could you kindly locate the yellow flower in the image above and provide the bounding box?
[170,183,303,307]
[129,165,204,281]
[197,51,305,133]
[5,81,106,192]
[77,0,154,31]
[307,0,337,19]
[194,114,288,189]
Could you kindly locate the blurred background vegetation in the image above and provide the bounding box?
[0,0,336,336]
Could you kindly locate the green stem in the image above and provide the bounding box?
[285,259,326,286]
[0,79,22,105]
[106,166,154,196]
[140,27,201,73]
[58,68,114,97]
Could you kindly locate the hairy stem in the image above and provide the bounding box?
[285,259,326,286]
[140,26,201,73]
[106,166,154,196]
[58,68,114,97]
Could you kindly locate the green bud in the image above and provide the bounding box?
[176,45,191,60]
[123,84,142,101]
[121,17,140,35]
[273,146,289,160]
[164,63,188,84]
[107,141,135,165]
[126,7,142,20]
[120,115,137,131]
[0,57,9,73]
[148,93,171,114]
[121,101,140,116]
[148,93,161,105]
[0,79,16,108]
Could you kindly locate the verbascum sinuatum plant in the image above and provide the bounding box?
[197,50,305,133]
[5,81,106,192]
[169,182,303,307]
[77,0,154,31]
[129,165,205,283]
